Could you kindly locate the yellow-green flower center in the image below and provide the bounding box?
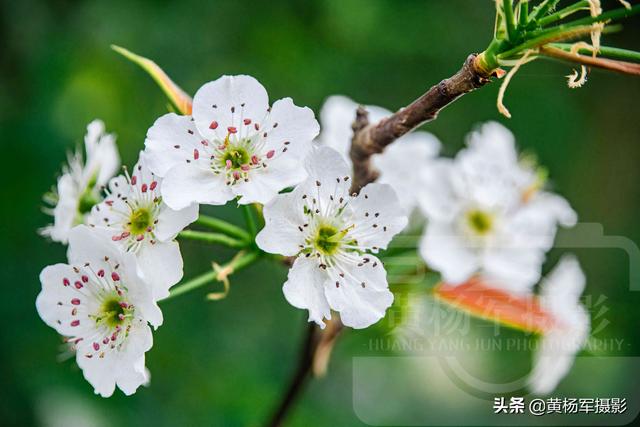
[466,209,493,235]
[99,296,126,328]
[314,225,343,256]
[129,208,152,235]
[222,147,250,169]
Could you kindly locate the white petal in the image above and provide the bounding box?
[192,75,269,141]
[67,225,125,267]
[324,255,393,329]
[161,163,234,210]
[372,131,441,212]
[482,246,545,294]
[36,263,93,337]
[539,255,586,321]
[283,257,332,328]
[233,156,307,205]
[144,113,203,177]
[262,97,319,157]
[347,183,408,250]
[155,202,199,241]
[256,188,306,256]
[507,192,577,251]
[298,146,352,207]
[48,173,80,243]
[316,95,391,168]
[416,159,461,222]
[84,120,120,186]
[137,241,184,300]
[419,220,480,284]
[465,121,518,165]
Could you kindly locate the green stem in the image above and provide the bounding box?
[164,250,261,301]
[538,0,590,27]
[550,43,640,62]
[503,0,518,41]
[529,0,560,21]
[560,2,640,27]
[242,205,257,237]
[178,230,247,248]
[518,0,529,26]
[195,214,250,241]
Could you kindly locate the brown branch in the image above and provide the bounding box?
[349,54,494,192]
[265,320,344,427]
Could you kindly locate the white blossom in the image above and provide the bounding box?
[87,154,198,299]
[36,225,163,397]
[144,75,320,209]
[528,255,590,394]
[256,146,408,329]
[41,120,120,243]
[418,122,576,293]
[317,95,441,212]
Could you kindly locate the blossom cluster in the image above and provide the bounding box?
[317,96,589,394]
[37,77,588,398]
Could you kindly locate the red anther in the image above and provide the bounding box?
[74,281,83,289]
[201,140,208,146]
[226,159,232,169]
[266,150,275,159]
[81,275,88,283]
[243,118,252,125]
[150,181,158,191]
[136,235,144,241]
[112,235,122,241]
[227,127,237,134]
[209,121,218,129]
[141,183,148,193]
[70,320,80,327]
[111,333,117,341]
[118,314,125,321]
[93,342,100,351]
[97,269,105,277]
[111,272,120,281]
[251,155,259,165]
[121,232,130,239]
[63,278,70,286]
[254,123,260,131]
[232,171,241,180]
[119,302,129,309]
[71,298,81,305]
[131,176,137,185]
[105,200,114,206]
[240,164,250,171]
[103,337,109,344]
[193,149,200,160]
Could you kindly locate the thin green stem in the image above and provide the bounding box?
[164,250,261,301]
[518,0,529,26]
[560,3,640,27]
[529,0,560,21]
[550,43,640,62]
[242,205,258,237]
[503,0,518,41]
[538,0,590,27]
[195,214,250,241]
[178,230,248,248]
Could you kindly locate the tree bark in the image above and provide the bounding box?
[349,54,493,192]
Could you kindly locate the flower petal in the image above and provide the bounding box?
[192,75,269,141]
[283,257,332,328]
[419,220,480,284]
[136,240,184,300]
[161,163,234,210]
[233,156,307,205]
[154,202,199,242]
[324,255,393,329]
[372,131,441,212]
[348,182,408,250]
[262,97,319,159]
[416,159,461,222]
[482,246,545,294]
[144,113,203,177]
[256,188,306,256]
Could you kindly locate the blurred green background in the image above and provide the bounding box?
[1,0,639,426]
